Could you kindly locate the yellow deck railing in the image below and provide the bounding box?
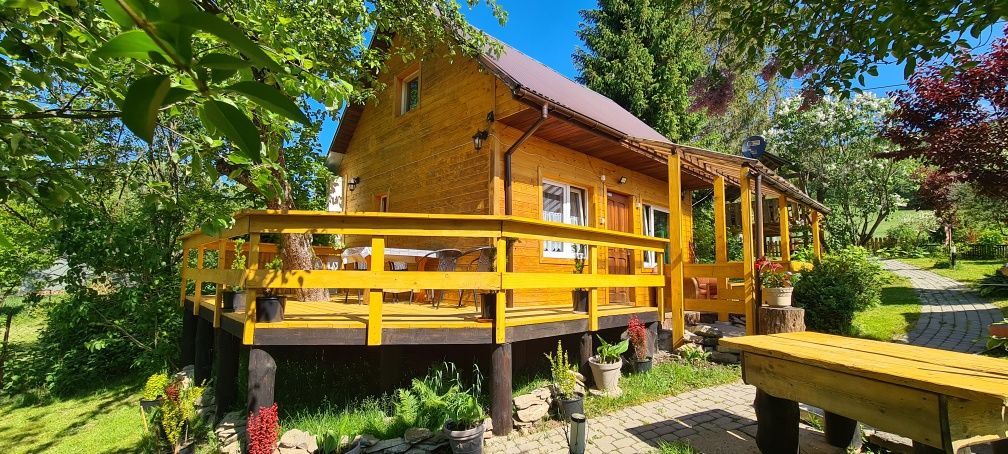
[179,211,670,346]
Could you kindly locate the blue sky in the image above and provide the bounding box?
[317,2,1005,152]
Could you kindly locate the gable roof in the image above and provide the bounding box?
[477,41,672,145]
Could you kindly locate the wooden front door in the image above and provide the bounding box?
[607,192,633,304]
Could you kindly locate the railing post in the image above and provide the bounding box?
[588,244,599,332]
[193,246,205,316]
[179,247,190,306]
[214,240,226,328]
[811,210,822,260]
[656,250,665,320]
[494,236,507,344]
[739,167,756,335]
[778,198,791,263]
[667,150,685,346]
[368,236,385,346]
[713,176,730,297]
[243,233,260,345]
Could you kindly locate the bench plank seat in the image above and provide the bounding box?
[721,332,1008,453]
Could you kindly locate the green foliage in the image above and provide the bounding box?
[793,247,885,334]
[676,344,709,365]
[0,204,55,299]
[545,341,578,398]
[595,336,629,364]
[142,373,169,401]
[656,440,700,454]
[231,238,247,270]
[574,0,779,151]
[766,93,918,247]
[158,379,205,448]
[393,363,485,431]
[686,0,1007,99]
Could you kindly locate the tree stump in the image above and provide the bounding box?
[758,307,805,335]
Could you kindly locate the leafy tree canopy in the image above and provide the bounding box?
[882,27,1008,200]
[676,0,1007,103]
[575,0,779,151]
[765,93,918,247]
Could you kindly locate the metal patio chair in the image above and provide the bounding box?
[419,248,463,308]
[384,260,413,303]
[458,246,496,308]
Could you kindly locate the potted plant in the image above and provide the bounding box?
[627,315,652,373]
[158,375,206,454]
[256,257,286,322]
[991,321,1008,338]
[316,430,361,454]
[442,387,486,454]
[222,238,247,312]
[755,256,796,307]
[140,373,168,414]
[571,245,588,313]
[589,336,628,393]
[546,340,583,421]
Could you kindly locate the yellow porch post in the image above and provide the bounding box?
[778,197,791,262]
[193,247,205,316]
[713,177,728,263]
[368,236,385,346]
[214,241,226,328]
[682,191,694,264]
[242,233,260,345]
[495,236,507,343]
[739,167,756,335]
[811,210,822,260]
[666,151,685,347]
[179,247,189,307]
[588,244,599,332]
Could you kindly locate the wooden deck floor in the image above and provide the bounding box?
[192,295,658,345]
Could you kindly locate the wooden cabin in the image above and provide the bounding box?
[177,35,829,434]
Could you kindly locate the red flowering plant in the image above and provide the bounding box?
[754,256,794,288]
[247,403,279,454]
[627,315,650,361]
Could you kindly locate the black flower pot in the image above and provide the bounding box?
[572,290,589,313]
[632,357,653,374]
[255,295,286,322]
[139,397,161,414]
[222,291,236,312]
[480,293,497,320]
[557,392,585,422]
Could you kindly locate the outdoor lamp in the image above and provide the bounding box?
[472,129,489,152]
[618,176,628,184]
[347,176,361,192]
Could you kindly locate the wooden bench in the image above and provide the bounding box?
[721,332,1008,454]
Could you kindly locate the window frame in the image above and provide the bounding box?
[642,204,671,268]
[399,69,420,115]
[541,179,588,259]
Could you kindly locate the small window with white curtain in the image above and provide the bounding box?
[542,180,587,258]
[642,204,670,267]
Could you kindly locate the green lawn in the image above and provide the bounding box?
[0,309,147,454]
[899,257,1008,317]
[874,209,934,237]
[850,272,921,341]
[584,361,739,415]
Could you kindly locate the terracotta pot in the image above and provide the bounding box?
[443,420,485,454]
[762,287,793,307]
[572,290,589,313]
[589,356,622,392]
[990,323,1008,338]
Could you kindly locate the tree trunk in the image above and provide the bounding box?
[758,307,805,335]
[0,313,13,389]
[268,176,329,302]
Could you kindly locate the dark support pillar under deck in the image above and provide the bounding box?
[823,411,862,451]
[491,342,512,436]
[194,318,213,385]
[181,307,196,367]
[214,329,239,418]
[645,322,659,357]
[248,347,276,415]
[754,389,799,454]
[579,332,593,387]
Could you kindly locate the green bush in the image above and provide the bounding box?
[793,247,885,334]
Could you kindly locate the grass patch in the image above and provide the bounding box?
[900,258,1008,317]
[282,396,402,442]
[584,361,739,416]
[654,440,700,454]
[851,271,921,341]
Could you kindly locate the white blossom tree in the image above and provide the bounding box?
[765,93,918,246]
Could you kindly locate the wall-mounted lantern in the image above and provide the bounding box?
[347,176,361,192]
[472,111,495,152]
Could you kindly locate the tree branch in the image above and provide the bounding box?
[0,109,120,121]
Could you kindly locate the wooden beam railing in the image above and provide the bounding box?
[179,211,669,346]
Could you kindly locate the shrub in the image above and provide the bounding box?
[546,341,577,397]
[793,247,884,334]
[627,315,649,361]
[143,373,169,400]
[248,403,280,454]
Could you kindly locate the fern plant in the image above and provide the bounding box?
[393,363,486,431]
[545,341,577,398]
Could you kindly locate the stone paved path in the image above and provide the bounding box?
[882,259,1003,353]
[486,260,1004,453]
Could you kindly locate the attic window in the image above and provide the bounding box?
[400,70,420,114]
